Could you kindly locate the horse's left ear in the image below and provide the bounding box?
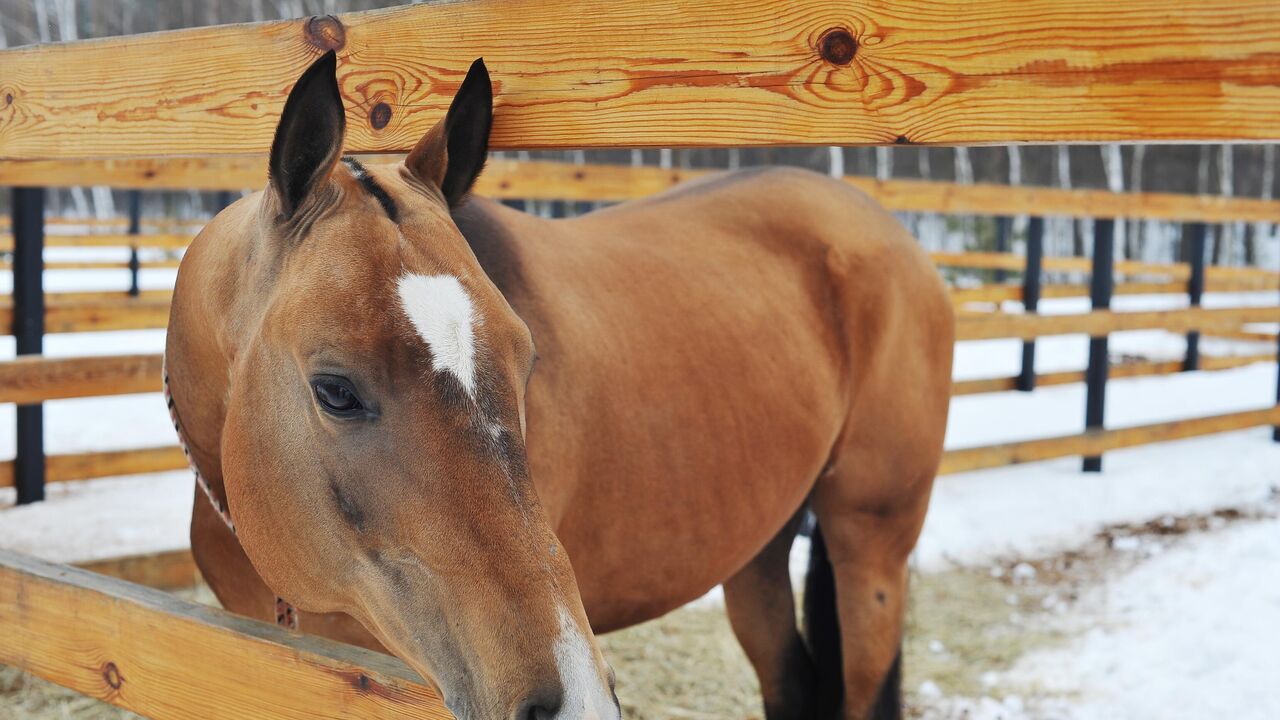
[406,58,493,207]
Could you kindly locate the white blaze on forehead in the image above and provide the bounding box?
[554,606,619,719]
[396,273,479,397]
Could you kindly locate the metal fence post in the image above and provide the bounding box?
[1083,218,1114,473]
[127,190,142,297]
[1017,216,1044,392]
[993,215,1012,285]
[12,187,46,504]
[1183,222,1206,371]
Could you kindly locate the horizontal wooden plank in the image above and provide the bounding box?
[955,305,1280,341]
[0,233,193,250]
[939,405,1280,474]
[0,446,188,489]
[951,278,1279,305]
[951,353,1276,395]
[75,549,200,592]
[0,353,162,404]
[5,0,1280,161]
[9,154,1280,229]
[0,549,450,719]
[933,251,1280,283]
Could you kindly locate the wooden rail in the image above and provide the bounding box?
[939,406,1280,475]
[951,353,1275,395]
[0,549,450,719]
[5,0,1280,162]
[0,233,193,250]
[0,353,162,404]
[933,251,1280,283]
[954,306,1280,342]
[75,549,201,592]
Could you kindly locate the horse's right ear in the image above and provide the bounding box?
[268,50,346,219]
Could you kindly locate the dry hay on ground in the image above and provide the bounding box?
[3,509,1260,719]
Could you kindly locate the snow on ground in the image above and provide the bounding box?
[1004,517,1280,720]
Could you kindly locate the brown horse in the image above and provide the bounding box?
[165,51,952,720]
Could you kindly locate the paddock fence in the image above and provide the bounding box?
[1,159,1277,499]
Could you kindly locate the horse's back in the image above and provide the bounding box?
[459,169,951,629]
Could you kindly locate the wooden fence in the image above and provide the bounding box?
[3,1,1280,716]
[0,161,1276,493]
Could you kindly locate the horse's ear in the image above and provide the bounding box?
[269,50,346,219]
[405,58,493,207]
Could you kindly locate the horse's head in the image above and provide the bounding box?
[211,52,617,718]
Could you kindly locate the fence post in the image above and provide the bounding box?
[1183,222,1206,371]
[127,190,142,297]
[1017,216,1044,392]
[993,215,1012,285]
[1083,218,1114,473]
[12,187,46,504]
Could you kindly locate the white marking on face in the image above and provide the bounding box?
[554,605,618,719]
[397,273,479,397]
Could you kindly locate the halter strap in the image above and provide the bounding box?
[163,359,299,631]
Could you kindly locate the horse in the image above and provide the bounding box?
[165,50,953,720]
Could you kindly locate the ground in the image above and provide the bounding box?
[1,266,1278,718]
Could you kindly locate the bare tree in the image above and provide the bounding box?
[827,147,844,179]
[874,147,891,181]
[1251,145,1275,265]
[1100,145,1126,259]
[1127,144,1147,260]
[1056,146,1082,256]
[1215,145,1234,264]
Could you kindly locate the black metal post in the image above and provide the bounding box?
[1017,217,1044,392]
[127,190,142,297]
[1183,222,1206,371]
[1083,219,1114,473]
[993,215,1012,285]
[12,187,46,504]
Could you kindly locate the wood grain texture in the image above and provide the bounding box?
[4,0,1280,161]
[940,406,1280,474]
[0,446,187,490]
[0,549,451,719]
[950,353,1275,395]
[0,234,193,250]
[955,305,1280,340]
[0,353,161,404]
[75,550,200,592]
[8,155,1280,228]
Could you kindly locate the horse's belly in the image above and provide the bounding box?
[537,374,842,633]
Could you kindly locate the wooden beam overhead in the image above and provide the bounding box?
[4,0,1280,162]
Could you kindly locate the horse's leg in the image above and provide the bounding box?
[809,454,935,720]
[723,508,818,720]
[190,486,387,651]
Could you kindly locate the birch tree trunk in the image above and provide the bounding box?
[1127,144,1147,260]
[874,147,891,181]
[658,148,673,171]
[1215,145,1234,264]
[954,147,974,249]
[1100,145,1127,259]
[828,147,845,179]
[726,148,741,172]
[1251,145,1275,266]
[1056,146,1082,257]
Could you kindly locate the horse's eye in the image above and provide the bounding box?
[311,376,365,417]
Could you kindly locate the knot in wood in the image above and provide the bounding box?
[305,15,346,52]
[369,102,393,130]
[102,662,123,690]
[818,28,857,66]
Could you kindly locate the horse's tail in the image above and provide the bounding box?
[803,519,904,720]
[803,521,845,717]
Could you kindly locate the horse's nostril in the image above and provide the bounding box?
[516,687,563,720]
